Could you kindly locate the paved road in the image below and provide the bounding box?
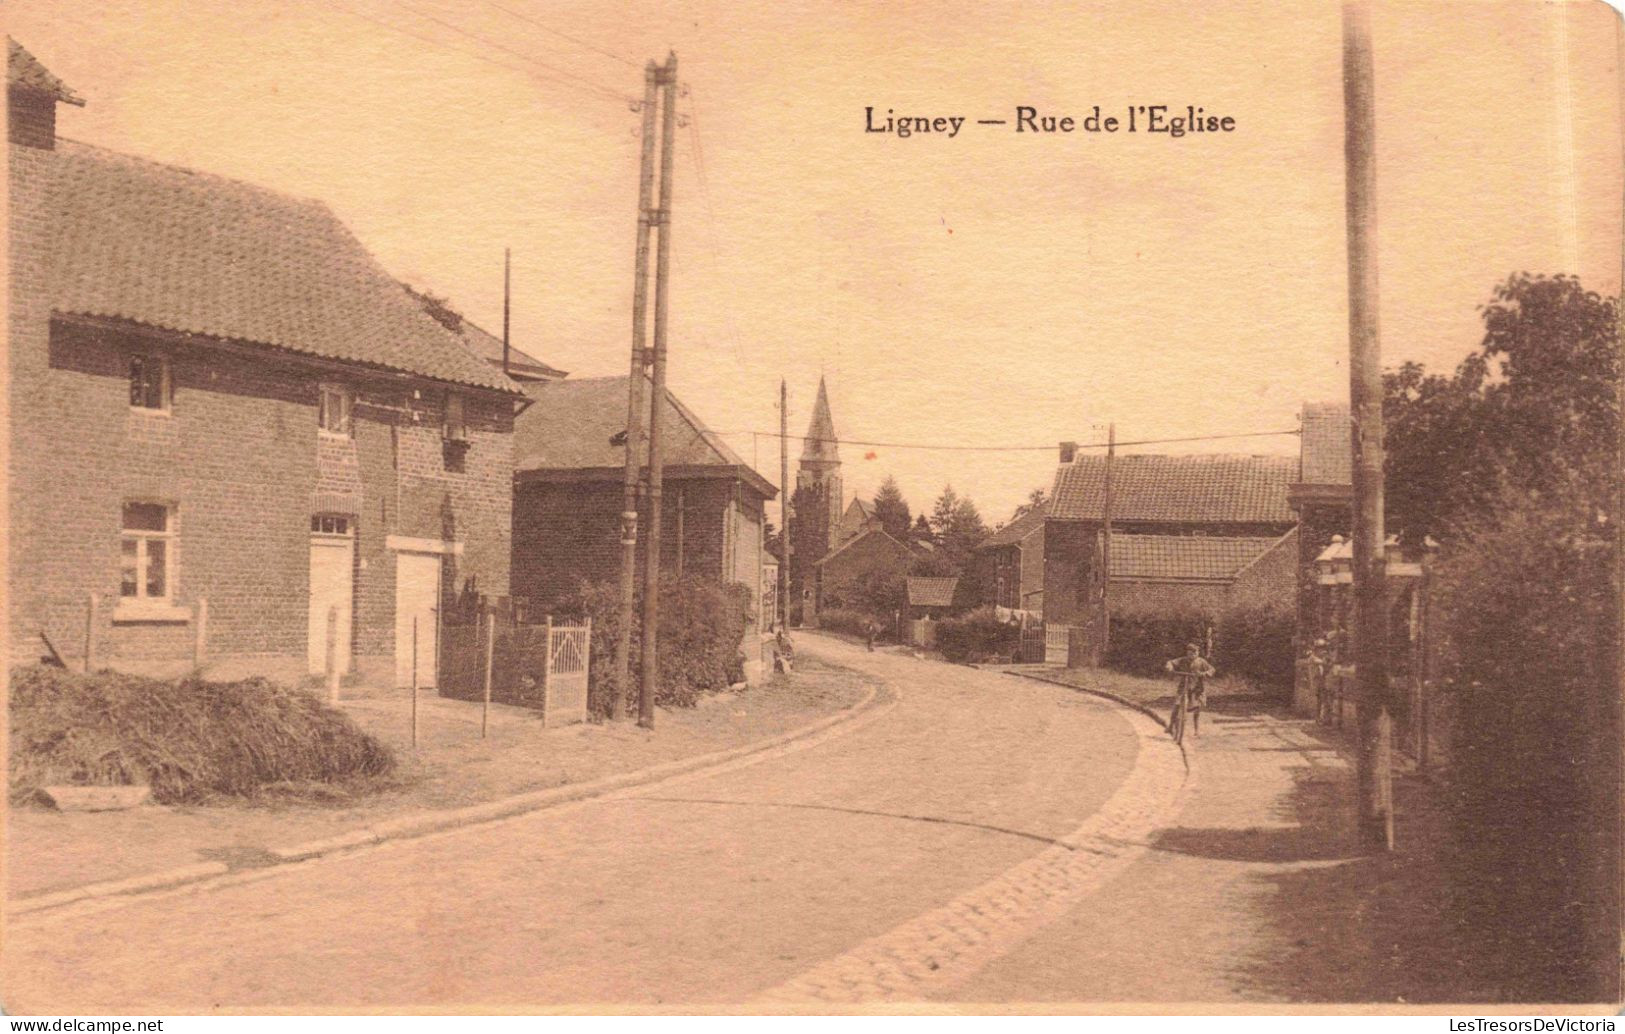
[3,636,1176,1012]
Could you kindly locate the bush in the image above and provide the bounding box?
[816,607,879,638]
[936,606,1019,663]
[556,574,753,718]
[1432,468,1618,1001]
[8,666,395,805]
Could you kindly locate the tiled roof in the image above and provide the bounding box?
[980,503,1047,549]
[8,39,84,105]
[1048,454,1296,524]
[907,577,959,607]
[814,527,910,567]
[44,140,520,394]
[401,284,567,380]
[514,376,774,497]
[452,315,567,380]
[1110,534,1281,583]
[1300,401,1352,485]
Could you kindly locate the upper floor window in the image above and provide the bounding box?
[318,384,353,436]
[443,393,467,441]
[129,354,170,412]
[120,501,174,601]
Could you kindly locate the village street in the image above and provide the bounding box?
[3,635,1424,1012]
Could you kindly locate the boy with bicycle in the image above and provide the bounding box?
[1165,642,1217,737]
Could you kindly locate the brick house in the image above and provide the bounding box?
[976,503,1047,612]
[8,41,527,687]
[811,527,918,620]
[510,375,777,625]
[1043,448,1299,661]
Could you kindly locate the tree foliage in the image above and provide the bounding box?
[929,485,989,565]
[872,476,912,541]
[1384,273,1618,543]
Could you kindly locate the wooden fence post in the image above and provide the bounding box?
[481,601,495,739]
[83,593,98,674]
[193,597,208,671]
[411,615,419,750]
[325,605,340,703]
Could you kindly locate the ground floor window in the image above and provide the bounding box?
[121,501,174,601]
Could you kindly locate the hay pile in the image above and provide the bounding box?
[8,665,395,805]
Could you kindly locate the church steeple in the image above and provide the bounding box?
[801,376,839,467]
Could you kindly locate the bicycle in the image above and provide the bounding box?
[1167,671,1199,745]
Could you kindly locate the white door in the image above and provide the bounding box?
[308,524,355,676]
[395,552,440,689]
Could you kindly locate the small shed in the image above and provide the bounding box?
[906,576,960,619]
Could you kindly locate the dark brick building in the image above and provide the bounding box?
[510,376,776,626]
[976,503,1047,612]
[1043,449,1299,664]
[8,42,526,687]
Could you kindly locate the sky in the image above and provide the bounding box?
[9,0,1621,527]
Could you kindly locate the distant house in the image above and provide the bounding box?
[1043,446,1299,663]
[811,527,917,621]
[976,503,1047,612]
[906,576,959,620]
[7,41,528,686]
[832,497,882,548]
[509,376,777,640]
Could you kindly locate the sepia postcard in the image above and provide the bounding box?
[1,0,1622,1018]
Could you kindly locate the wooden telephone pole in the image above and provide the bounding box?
[780,379,790,630]
[1100,423,1114,664]
[612,61,661,722]
[1342,1,1394,850]
[639,52,679,730]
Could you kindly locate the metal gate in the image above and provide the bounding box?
[1017,623,1047,663]
[1044,624,1073,666]
[542,618,591,727]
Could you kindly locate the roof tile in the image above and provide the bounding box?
[1049,454,1296,524]
[906,576,959,607]
[44,140,520,393]
[1110,534,1281,582]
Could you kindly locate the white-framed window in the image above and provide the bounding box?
[318,384,353,436]
[120,501,174,602]
[443,392,467,441]
[310,514,352,537]
[129,354,171,412]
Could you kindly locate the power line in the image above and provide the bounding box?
[716,427,1302,454]
[335,2,543,82]
[481,0,641,68]
[394,1,635,103]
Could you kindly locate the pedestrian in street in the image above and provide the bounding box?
[864,619,877,652]
[1165,642,1216,736]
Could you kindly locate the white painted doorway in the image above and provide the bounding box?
[308,516,355,676]
[394,551,440,689]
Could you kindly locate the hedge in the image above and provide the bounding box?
[936,606,1019,663]
[1106,604,1294,689]
[555,574,753,717]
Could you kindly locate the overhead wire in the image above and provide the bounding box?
[714,427,1303,454]
[481,0,642,68]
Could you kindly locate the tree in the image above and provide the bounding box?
[909,513,934,545]
[872,476,912,541]
[1384,273,1618,543]
[1011,486,1048,521]
[929,485,960,540]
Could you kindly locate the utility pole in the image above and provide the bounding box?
[780,379,790,630]
[1342,1,1394,851]
[502,247,511,377]
[612,61,660,722]
[1100,423,1114,665]
[639,51,678,730]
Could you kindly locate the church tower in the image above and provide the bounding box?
[790,377,843,622]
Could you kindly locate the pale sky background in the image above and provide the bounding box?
[8,0,1621,527]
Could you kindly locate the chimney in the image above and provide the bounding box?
[8,40,85,150]
[1059,441,1078,464]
